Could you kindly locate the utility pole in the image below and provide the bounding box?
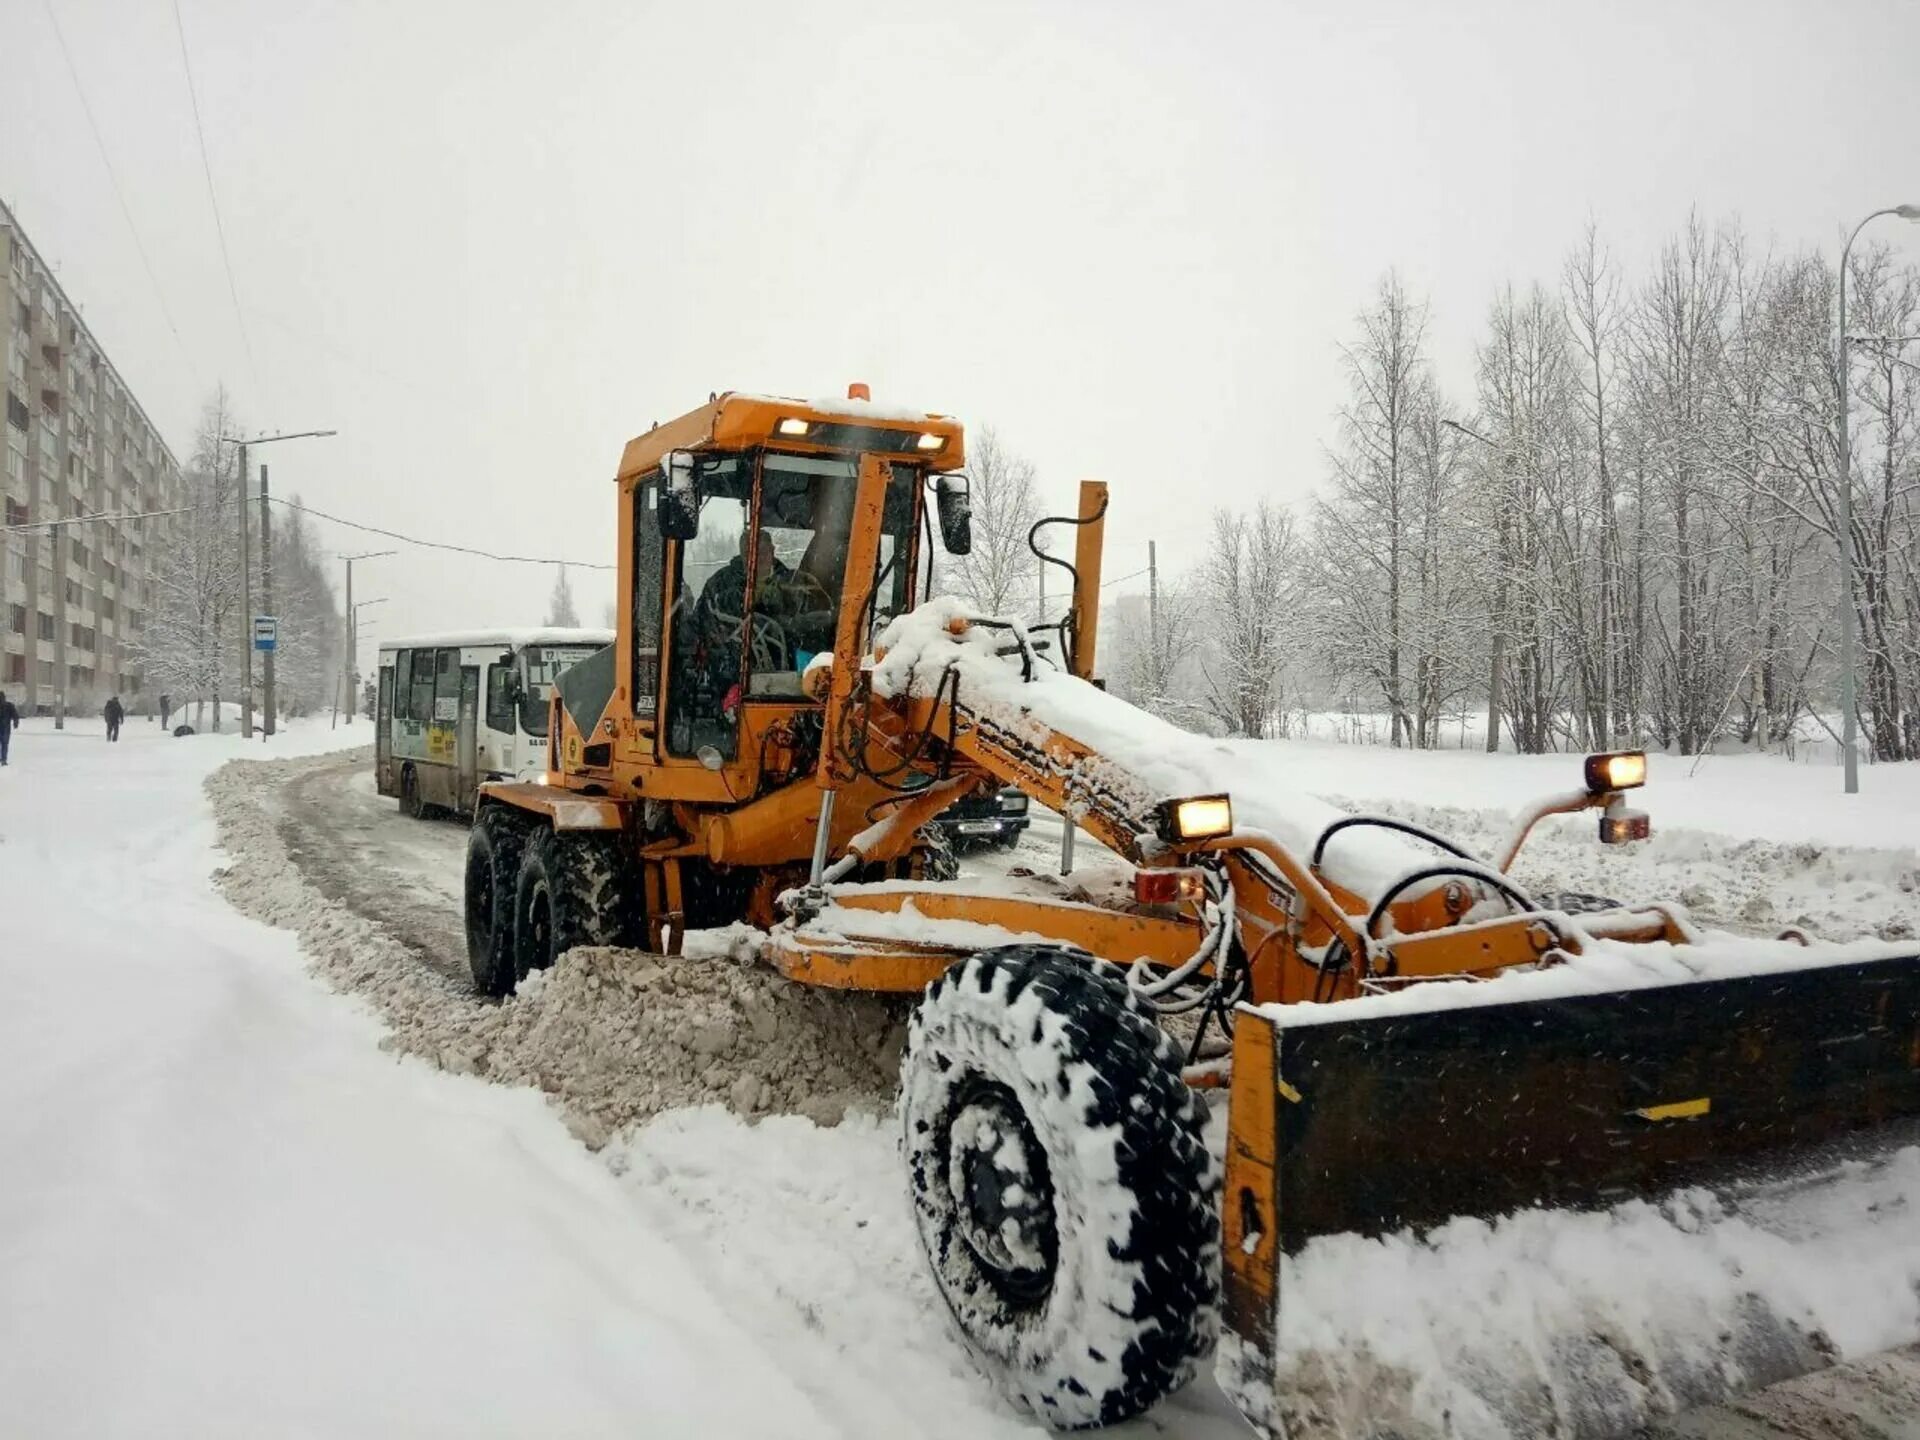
[239,440,253,739]
[218,428,338,739]
[340,550,395,727]
[259,463,276,736]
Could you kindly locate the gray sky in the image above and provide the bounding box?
[6,0,1918,666]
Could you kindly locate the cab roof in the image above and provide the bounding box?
[616,391,967,486]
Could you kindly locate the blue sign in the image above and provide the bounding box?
[253,616,278,652]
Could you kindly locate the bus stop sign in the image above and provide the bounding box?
[253,616,278,652]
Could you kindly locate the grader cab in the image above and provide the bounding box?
[465,389,1920,1437]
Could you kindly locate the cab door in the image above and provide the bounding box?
[457,665,480,812]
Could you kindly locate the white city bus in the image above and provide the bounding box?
[375,628,613,818]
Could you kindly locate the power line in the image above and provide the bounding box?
[38,0,194,369]
[270,496,614,570]
[169,0,258,390]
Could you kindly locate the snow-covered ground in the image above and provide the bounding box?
[4,718,1917,1438]
[0,720,852,1438]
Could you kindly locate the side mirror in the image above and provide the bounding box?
[935,473,973,555]
[659,451,701,541]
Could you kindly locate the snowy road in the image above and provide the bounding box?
[5,728,1917,1438]
[0,723,851,1439]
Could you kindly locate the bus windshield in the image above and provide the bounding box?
[520,645,604,736]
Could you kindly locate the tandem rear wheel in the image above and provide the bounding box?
[463,809,644,997]
[901,945,1221,1429]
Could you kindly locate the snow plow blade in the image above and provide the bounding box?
[1219,951,1920,1439]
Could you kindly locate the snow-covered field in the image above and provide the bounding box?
[3,716,1917,1438]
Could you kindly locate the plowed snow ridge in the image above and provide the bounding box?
[208,755,902,1146]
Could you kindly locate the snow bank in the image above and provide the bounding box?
[209,752,902,1144]
[1227,1141,1920,1440]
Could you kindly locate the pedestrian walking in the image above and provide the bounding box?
[159,692,172,729]
[0,690,17,766]
[104,694,125,743]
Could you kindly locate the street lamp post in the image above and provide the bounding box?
[340,551,394,726]
[220,428,338,739]
[1835,204,1920,794]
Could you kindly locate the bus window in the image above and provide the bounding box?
[486,660,516,734]
[432,648,461,721]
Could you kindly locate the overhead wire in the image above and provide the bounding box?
[169,0,259,390]
[37,0,195,371]
[267,495,614,570]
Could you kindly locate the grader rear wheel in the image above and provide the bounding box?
[465,805,532,997]
[901,945,1219,1429]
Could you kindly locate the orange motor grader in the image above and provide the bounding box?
[464,388,1920,1436]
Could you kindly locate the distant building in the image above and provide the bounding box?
[2,200,183,716]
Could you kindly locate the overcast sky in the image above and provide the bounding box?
[6,0,1918,665]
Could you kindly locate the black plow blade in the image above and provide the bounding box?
[1219,951,1920,1440]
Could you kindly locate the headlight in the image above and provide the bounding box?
[1584,750,1647,793]
[777,417,811,437]
[999,790,1029,815]
[915,432,945,451]
[1152,793,1233,844]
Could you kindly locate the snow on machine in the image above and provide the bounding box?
[462,388,1920,1436]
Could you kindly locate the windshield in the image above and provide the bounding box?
[745,454,916,696]
[519,645,604,735]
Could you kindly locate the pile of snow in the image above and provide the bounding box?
[1344,793,1919,943]
[1224,1140,1920,1440]
[210,753,903,1147]
[869,598,1431,897]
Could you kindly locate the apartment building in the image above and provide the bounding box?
[3,200,182,717]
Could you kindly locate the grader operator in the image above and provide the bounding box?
[464,387,1920,1437]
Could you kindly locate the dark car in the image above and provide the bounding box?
[932,785,1031,850]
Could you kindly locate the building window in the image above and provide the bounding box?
[8,604,24,634]
[65,578,82,606]
[4,498,25,527]
[36,659,53,685]
[4,654,23,684]
[36,611,54,641]
[6,392,27,431]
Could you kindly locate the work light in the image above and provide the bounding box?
[777,417,811,436]
[915,432,945,451]
[1153,794,1234,844]
[1584,750,1647,793]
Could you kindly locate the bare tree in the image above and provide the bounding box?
[948,425,1039,616]
[546,564,580,627]
[1195,502,1301,738]
[1314,274,1474,747]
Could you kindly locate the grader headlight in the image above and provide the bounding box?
[1154,794,1234,845]
[1584,750,1647,794]
[777,417,812,437]
[915,432,946,451]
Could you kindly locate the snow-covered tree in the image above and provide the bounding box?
[1194,502,1301,739]
[947,425,1039,617]
[130,389,244,730]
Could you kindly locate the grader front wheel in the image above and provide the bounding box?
[509,828,644,982]
[901,945,1220,1429]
